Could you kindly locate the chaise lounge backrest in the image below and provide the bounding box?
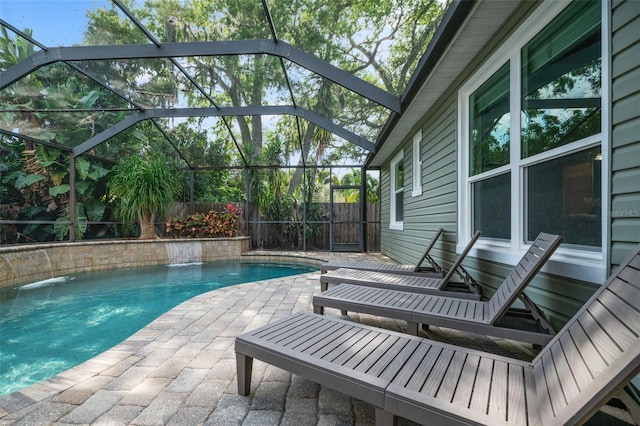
[487,233,564,324]
[412,227,445,272]
[531,244,640,424]
[435,230,482,285]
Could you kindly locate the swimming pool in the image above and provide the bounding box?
[0,261,316,397]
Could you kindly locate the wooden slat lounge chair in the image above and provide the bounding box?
[235,244,640,425]
[314,233,564,346]
[320,228,447,277]
[320,230,483,297]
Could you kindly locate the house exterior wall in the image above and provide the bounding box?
[610,0,640,269]
[377,0,638,329]
[380,95,459,272]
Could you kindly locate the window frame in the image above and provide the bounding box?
[412,129,423,197]
[456,0,609,284]
[390,150,404,230]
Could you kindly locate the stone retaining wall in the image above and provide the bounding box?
[0,237,250,289]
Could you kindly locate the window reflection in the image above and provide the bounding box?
[521,0,601,158]
[469,62,510,176]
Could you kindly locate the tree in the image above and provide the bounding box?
[277,0,448,196]
[108,154,181,239]
[168,119,244,202]
[81,0,448,189]
[2,0,449,245]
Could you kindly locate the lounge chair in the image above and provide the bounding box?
[314,233,563,346]
[235,244,640,426]
[320,228,446,276]
[320,230,483,298]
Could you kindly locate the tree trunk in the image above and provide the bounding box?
[288,123,315,196]
[138,211,159,239]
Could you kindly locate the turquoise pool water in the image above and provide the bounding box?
[0,261,316,397]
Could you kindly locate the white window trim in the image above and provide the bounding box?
[412,130,423,197]
[390,150,404,230]
[456,0,610,284]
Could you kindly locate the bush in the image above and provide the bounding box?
[166,204,241,238]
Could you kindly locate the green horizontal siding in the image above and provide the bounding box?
[380,95,459,271]
[611,0,640,268]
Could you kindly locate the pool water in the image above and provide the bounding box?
[0,261,316,397]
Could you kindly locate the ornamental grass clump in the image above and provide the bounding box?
[108,155,181,239]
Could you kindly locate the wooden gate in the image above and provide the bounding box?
[330,185,362,252]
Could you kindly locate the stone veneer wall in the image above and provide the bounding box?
[0,237,250,289]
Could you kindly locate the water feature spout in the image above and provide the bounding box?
[166,241,203,265]
[2,249,54,286]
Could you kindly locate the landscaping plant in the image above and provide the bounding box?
[108,155,181,239]
[165,204,241,238]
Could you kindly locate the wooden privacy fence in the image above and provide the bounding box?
[163,202,380,252]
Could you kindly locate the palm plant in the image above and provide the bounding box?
[108,154,181,239]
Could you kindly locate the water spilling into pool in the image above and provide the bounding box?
[166,241,202,264]
[0,261,316,397]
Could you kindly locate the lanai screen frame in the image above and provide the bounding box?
[0,0,403,248]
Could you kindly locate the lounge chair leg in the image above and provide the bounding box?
[407,322,419,335]
[314,304,324,315]
[236,353,253,396]
[321,282,328,292]
[374,407,397,426]
[341,310,348,316]
[422,323,429,331]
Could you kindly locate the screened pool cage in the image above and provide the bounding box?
[0,0,449,251]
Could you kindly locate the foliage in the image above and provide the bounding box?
[108,154,181,239]
[242,136,379,248]
[0,137,111,243]
[80,0,448,192]
[168,120,245,202]
[284,193,325,249]
[331,169,380,203]
[521,59,602,157]
[165,204,241,238]
[1,0,442,245]
[0,26,124,243]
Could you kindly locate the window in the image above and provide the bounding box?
[526,146,601,247]
[458,0,606,283]
[473,172,511,240]
[470,62,511,177]
[521,0,601,158]
[390,151,404,230]
[469,62,511,240]
[412,130,423,197]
